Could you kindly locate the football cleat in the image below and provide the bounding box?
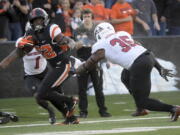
[48,107,56,125]
[171,106,180,122]
[100,112,112,117]
[66,97,79,118]
[62,115,80,125]
[49,117,56,125]
[131,109,149,117]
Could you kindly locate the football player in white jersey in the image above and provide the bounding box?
[0,37,57,124]
[76,22,180,122]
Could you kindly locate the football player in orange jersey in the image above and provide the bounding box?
[26,8,80,125]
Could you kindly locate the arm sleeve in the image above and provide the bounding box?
[49,24,62,41]
[76,49,105,74]
[150,51,162,72]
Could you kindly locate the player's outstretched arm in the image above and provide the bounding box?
[0,48,24,69]
[76,49,105,74]
[150,51,175,81]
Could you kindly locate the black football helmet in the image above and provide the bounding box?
[29,8,49,32]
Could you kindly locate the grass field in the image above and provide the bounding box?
[0,91,180,135]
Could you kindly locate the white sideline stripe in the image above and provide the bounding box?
[0,116,169,129]
[18,126,180,135]
[80,116,169,124]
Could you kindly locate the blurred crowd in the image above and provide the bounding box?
[0,0,180,42]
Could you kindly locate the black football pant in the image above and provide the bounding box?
[30,62,73,116]
[121,51,174,113]
[77,66,107,114]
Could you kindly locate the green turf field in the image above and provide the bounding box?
[0,91,180,135]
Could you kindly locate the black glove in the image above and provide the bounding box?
[159,68,175,81]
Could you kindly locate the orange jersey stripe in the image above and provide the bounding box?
[51,26,59,40]
[51,64,71,88]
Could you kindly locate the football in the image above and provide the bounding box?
[22,45,34,53]
[17,35,35,53]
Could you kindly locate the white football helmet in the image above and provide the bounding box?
[94,22,115,41]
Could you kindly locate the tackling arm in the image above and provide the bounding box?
[54,34,75,49]
[0,48,24,69]
[76,49,105,74]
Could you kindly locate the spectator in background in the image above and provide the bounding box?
[27,0,33,10]
[9,0,29,40]
[125,0,133,4]
[132,0,160,36]
[153,0,168,36]
[21,0,33,34]
[71,0,84,30]
[0,0,11,41]
[83,0,110,23]
[51,0,66,32]
[73,0,84,10]
[32,0,47,8]
[69,0,75,9]
[32,0,58,24]
[165,0,180,35]
[104,0,117,8]
[32,0,53,16]
[110,0,137,35]
[74,9,111,118]
[71,8,82,36]
[61,0,73,37]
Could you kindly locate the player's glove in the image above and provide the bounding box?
[159,68,175,81]
[17,36,34,48]
[17,36,34,53]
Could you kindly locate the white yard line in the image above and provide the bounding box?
[18,126,180,135]
[0,116,169,128]
[80,116,168,124]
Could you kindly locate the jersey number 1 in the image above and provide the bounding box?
[35,56,40,69]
